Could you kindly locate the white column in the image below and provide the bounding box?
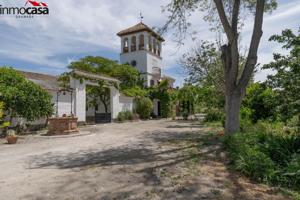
[110,86,120,119]
[70,78,86,122]
[121,37,124,53]
[136,34,140,51]
[159,42,162,55]
[145,33,149,50]
[128,36,131,52]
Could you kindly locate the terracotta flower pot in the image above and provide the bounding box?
[7,136,18,144]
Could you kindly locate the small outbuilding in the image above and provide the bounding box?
[17,69,134,125]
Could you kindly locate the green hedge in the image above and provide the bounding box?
[204,109,224,122]
[117,111,134,122]
[135,97,153,119]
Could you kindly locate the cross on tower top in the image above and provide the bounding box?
[139,12,144,22]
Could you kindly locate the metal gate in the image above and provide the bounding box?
[95,113,111,123]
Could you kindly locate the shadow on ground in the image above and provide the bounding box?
[26,121,288,200]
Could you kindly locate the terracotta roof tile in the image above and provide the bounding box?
[19,71,59,91]
[117,22,165,42]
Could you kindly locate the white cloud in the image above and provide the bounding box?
[0,0,299,86]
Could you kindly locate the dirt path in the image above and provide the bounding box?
[0,120,290,200]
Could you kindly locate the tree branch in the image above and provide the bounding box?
[238,0,265,90]
[231,0,240,34]
[213,0,234,40]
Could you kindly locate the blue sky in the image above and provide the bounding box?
[0,0,299,86]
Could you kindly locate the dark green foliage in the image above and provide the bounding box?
[204,109,224,122]
[181,109,189,120]
[224,122,300,189]
[135,97,153,119]
[180,41,224,94]
[198,86,225,110]
[178,84,199,114]
[263,29,300,123]
[122,86,147,98]
[149,79,176,118]
[0,101,10,129]
[242,83,279,123]
[0,67,53,122]
[86,81,110,113]
[68,56,144,92]
[117,111,133,122]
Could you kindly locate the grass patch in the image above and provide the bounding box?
[223,121,300,194]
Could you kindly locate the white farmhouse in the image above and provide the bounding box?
[9,22,175,127]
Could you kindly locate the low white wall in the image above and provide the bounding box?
[119,95,134,113]
[51,91,73,117]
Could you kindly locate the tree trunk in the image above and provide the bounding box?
[104,103,108,114]
[225,92,242,134]
[214,0,265,134]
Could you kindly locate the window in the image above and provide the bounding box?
[131,36,136,51]
[131,60,137,67]
[157,42,161,56]
[153,39,157,54]
[95,104,98,111]
[123,37,129,53]
[139,34,144,50]
[148,36,152,51]
[150,80,155,86]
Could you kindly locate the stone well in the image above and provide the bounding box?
[47,117,79,135]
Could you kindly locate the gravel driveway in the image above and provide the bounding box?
[0,120,290,200]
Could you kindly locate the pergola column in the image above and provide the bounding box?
[70,77,86,122]
[110,86,120,119]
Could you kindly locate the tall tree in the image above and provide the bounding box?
[163,0,277,134]
[263,28,300,124]
[180,41,224,94]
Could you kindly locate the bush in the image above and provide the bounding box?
[0,101,10,129]
[204,109,224,122]
[124,111,133,120]
[181,109,189,120]
[235,146,276,182]
[243,83,279,123]
[135,97,153,119]
[0,67,53,122]
[224,122,300,189]
[117,112,126,122]
[117,111,134,122]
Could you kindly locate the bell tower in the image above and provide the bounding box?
[117,22,164,87]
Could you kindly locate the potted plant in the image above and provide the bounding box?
[6,129,18,144]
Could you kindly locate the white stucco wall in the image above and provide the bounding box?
[110,86,120,119]
[120,50,148,73]
[147,53,162,75]
[119,95,134,112]
[119,31,163,87]
[70,78,86,122]
[51,91,73,117]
